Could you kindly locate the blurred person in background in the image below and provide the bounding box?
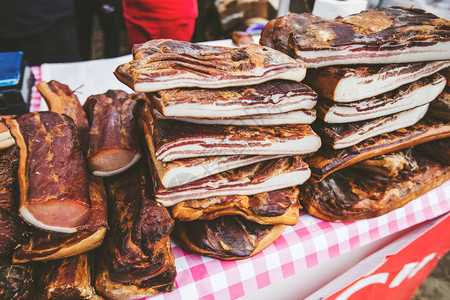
[121,0,198,48]
[74,0,123,60]
[0,0,80,65]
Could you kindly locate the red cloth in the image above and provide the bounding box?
[122,0,198,47]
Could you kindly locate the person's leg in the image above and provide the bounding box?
[74,0,96,60]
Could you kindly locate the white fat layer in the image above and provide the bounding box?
[156,168,311,206]
[333,61,450,102]
[168,110,316,126]
[333,104,429,149]
[135,68,306,92]
[20,207,77,233]
[91,153,141,177]
[296,42,450,68]
[156,135,321,162]
[162,155,282,188]
[323,77,445,123]
[160,97,316,118]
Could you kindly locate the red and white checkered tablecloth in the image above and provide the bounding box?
[29,66,450,300]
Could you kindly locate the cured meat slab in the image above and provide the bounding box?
[259,13,326,53]
[6,112,90,233]
[149,80,317,118]
[0,146,25,255]
[316,104,429,149]
[13,175,107,263]
[299,151,450,222]
[317,73,445,123]
[0,260,33,300]
[0,117,15,150]
[115,40,306,92]
[174,215,286,260]
[305,61,450,102]
[157,109,316,126]
[305,116,450,182]
[155,156,311,206]
[416,138,449,165]
[145,109,321,162]
[141,104,285,188]
[289,7,450,67]
[171,187,301,225]
[84,90,144,177]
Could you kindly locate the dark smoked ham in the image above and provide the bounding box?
[13,175,107,263]
[5,112,90,233]
[149,80,317,119]
[84,90,144,177]
[305,117,450,182]
[289,7,450,67]
[101,162,175,290]
[0,259,33,300]
[300,151,450,222]
[171,187,301,225]
[173,215,286,260]
[0,146,25,255]
[115,40,306,92]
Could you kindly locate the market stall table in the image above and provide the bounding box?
[28,57,450,299]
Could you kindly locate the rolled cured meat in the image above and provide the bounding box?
[154,156,311,206]
[305,61,450,102]
[305,116,450,182]
[6,112,90,233]
[149,80,317,119]
[83,90,144,177]
[300,150,450,222]
[115,40,306,92]
[13,175,107,263]
[289,7,450,67]
[171,187,301,225]
[316,104,429,149]
[173,215,286,260]
[0,146,26,255]
[317,73,445,123]
[0,259,33,300]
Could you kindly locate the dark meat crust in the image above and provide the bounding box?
[428,87,450,121]
[171,187,301,225]
[103,163,175,283]
[305,117,450,182]
[13,175,107,263]
[35,254,96,299]
[173,215,286,260]
[416,138,450,165]
[0,147,26,255]
[300,151,450,222]
[5,112,91,231]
